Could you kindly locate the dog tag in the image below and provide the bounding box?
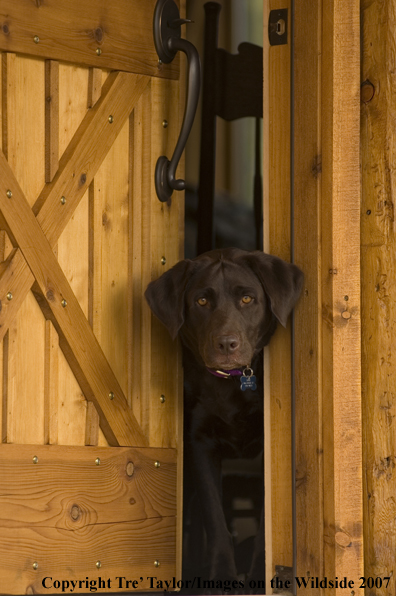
[240,368,257,391]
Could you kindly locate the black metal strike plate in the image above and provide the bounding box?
[268,8,288,46]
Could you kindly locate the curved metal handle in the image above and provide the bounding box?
[153,0,201,202]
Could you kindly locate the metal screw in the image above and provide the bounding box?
[344,295,349,301]
[162,120,168,128]
[158,59,163,67]
[108,115,114,123]
[33,36,40,44]
[154,461,161,468]
[6,292,12,301]
[61,196,66,205]
[161,256,166,265]
[61,299,67,307]
[33,456,38,464]
[96,48,102,56]
[126,462,134,477]
[160,395,165,403]
[33,562,39,570]
[95,458,101,466]
[366,209,371,215]
[109,392,114,400]
[154,560,160,567]
[6,190,12,198]
[96,561,102,569]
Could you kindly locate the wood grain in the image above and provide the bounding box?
[293,0,363,588]
[0,70,149,344]
[264,0,293,578]
[45,60,59,183]
[44,320,59,445]
[0,150,147,448]
[361,0,396,591]
[35,71,150,246]
[321,0,363,585]
[293,0,323,583]
[56,62,91,448]
[0,0,179,79]
[0,443,177,594]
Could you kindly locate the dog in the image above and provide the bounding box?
[145,248,303,593]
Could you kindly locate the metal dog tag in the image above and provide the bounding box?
[240,368,257,391]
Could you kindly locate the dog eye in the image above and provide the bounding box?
[197,297,208,306]
[241,295,253,304]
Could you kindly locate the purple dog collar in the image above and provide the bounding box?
[206,368,243,378]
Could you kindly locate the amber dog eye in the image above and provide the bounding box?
[241,295,253,304]
[197,297,207,306]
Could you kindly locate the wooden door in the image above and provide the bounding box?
[0,1,184,593]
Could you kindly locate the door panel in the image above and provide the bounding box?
[0,1,184,592]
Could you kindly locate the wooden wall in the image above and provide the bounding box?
[265,0,364,590]
[361,0,396,591]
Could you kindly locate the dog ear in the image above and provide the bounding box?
[243,251,304,327]
[144,259,195,339]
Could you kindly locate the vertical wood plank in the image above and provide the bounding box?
[361,0,396,590]
[263,0,293,579]
[293,0,362,589]
[130,81,152,436]
[89,120,130,396]
[85,401,100,446]
[293,0,323,584]
[44,320,59,445]
[56,63,90,446]
[88,67,102,108]
[148,77,182,449]
[45,60,59,183]
[0,230,12,443]
[322,0,363,585]
[2,53,46,445]
[0,52,2,152]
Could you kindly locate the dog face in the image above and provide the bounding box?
[181,259,268,369]
[145,248,304,369]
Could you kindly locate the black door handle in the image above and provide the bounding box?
[153,0,201,203]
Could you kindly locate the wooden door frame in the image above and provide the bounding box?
[264,0,363,589]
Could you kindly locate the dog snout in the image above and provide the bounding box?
[215,334,240,355]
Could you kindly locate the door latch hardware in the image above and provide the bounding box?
[153,0,201,203]
[268,9,288,46]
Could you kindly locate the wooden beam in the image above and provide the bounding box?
[293,0,323,582]
[264,0,293,579]
[0,0,179,79]
[361,0,396,590]
[45,60,59,183]
[0,150,147,448]
[294,0,364,594]
[321,0,362,583]
[294,0,363,587]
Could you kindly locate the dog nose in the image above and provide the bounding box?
[215,335,240,354]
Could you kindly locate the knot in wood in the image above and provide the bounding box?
[70,504,81,521]
[361,80,375,103]
[335,530,352,548]
[126,461,135,477]
[94,27,104,43]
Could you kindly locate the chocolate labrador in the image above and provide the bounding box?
[145,248,303,593]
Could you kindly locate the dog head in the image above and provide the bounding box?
[145,248,304,370]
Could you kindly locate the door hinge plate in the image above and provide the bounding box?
[268,9,288,46]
